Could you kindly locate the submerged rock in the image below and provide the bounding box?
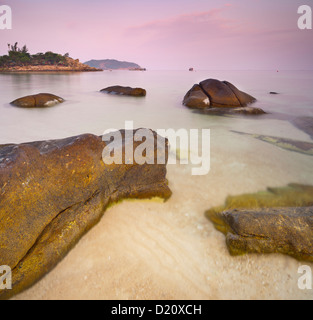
[229,107,266,115]
[10,93,64,108]
[100,86,146,97]
[231,130,313,156]
[0,130,171,300]
[291,117,313,140]
[195,106,266,116]
[206,184,313,262]
[183,79,259,113]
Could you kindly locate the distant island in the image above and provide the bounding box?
[0,43,102,72]
[84,59,146,71]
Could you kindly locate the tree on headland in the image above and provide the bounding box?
[7,43,28,54]
[21,45,29,54]
[8,42,17,52]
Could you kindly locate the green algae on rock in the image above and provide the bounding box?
[0,130,171,300]
[206,184,313,262]
[215,206,313,261]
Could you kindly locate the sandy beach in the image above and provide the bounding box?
[12,131,313,300]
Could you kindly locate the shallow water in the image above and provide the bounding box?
[1,70,312,186]
[1,70,313,300]
[1,70,313,141]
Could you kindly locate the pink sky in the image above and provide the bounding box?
[0,0,312,69]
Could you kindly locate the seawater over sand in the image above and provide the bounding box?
[1,70,313,299]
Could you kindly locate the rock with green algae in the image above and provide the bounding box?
[0,130,171,300]
[206,184,313,262]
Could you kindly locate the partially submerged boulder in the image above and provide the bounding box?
[0,130,171,300]
[183,79,262,114]
[200,79,256,108]
[206,184,313,262]
[100,86,146,97]
[10,93,64,108]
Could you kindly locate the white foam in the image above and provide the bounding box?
[203,97,210,105]
[44,99,60,107]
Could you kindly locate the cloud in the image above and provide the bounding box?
[125,5,239,46]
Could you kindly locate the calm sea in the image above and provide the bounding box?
[0,70,313,196]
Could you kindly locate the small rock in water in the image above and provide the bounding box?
[10,93,64,108]
[100,86,146,97]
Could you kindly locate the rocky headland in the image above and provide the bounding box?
[84,59,145,71]
[0,44,102,72]
[0,57,102,72]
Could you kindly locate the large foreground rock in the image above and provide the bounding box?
[0,130,171,300]
[10,93,64,108]
[101,86,146,97]
[206,184,313,262]
[183,79,262,114]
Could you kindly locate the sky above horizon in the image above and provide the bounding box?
[0,0,312,70]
